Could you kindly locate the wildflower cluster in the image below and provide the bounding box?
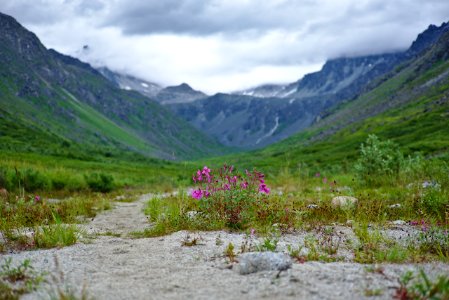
[191,164,270,200]
[190,164,270,228]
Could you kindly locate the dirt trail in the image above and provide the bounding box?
[3,193,448,300]
[81,193,154,236]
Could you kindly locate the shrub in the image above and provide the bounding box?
[84,172,114,193]
[355,135,403,185]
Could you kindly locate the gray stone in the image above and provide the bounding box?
[236,252,292,275]
[307,204,319,209]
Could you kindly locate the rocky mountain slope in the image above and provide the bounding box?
[232,25,449,168]
[97,67,162,99]
[0,12,225,160]
[166,22,449,149]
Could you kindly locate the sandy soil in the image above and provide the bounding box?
[3,193,448,300]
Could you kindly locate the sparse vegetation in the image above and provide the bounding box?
[0,258,45,300]
[395,269,449,299]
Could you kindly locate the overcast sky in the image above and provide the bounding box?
[1,0,449,93]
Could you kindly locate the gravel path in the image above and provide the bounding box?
[2,193,448,300]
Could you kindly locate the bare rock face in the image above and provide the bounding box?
[331,196,358,208]
[236,252,292,275]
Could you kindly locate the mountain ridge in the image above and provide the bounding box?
[0,12,226,161]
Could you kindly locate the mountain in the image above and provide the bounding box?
[233,25,449,168]
[97,67,162,98]
[97,70,208,105]
[0,12,225,160]
[167,22,449,150]
[154,83,207,104]
[234,83,297,98]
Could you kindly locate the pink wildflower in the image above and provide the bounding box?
[34,195,41,203]
[259,183,270,194]
[322,177,328,184]
[191,189,203,200]
[241,181,248,189]
[315,172,321,177]
[202,166,211,175]
[196,170,203,181]
[224,184,231,190]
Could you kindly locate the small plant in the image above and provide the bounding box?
[355,135,403,185]
[364,288,383,297]
[394,269,449,299]
[181,233,201,247]
[256,236,278,252]
[240,233,255,253]
[317,226,341,255]
[0,258,45,299]
[33,213,80,249]
[287,244,306,263]
[215,234,223,246]
[417,226,449,258]
[224,242,236,263]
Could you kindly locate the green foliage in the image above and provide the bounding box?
[417,227,449,259]
[421,186,447,220]
[396,270,449,300]
[355,135,403,185]
[21,168,49,192]
[0,258,44,300]
[84,172,114,193]
[255,236,278,252]
[33,223,80,249]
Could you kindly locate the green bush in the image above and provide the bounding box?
[22,169,49,192]
[84,172,114,193]
[355,135,403,185]
[0,167,11,190]
[51,178,66,190]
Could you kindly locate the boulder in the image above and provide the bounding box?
[236,252,292,275]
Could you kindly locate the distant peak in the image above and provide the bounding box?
[164,83,196,93]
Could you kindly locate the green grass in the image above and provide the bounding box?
[33,223,80,249]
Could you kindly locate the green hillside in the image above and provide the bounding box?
[0,12,227,161]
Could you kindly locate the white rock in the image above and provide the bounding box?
[186,211,198,219]
[331,196,358,208]
[389,203,401,209]
[392,220,406,225]
[236,252,292,275]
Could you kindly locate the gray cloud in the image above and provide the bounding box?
[0,0,449,93]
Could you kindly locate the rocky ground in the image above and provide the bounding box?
[3,193,449,300]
